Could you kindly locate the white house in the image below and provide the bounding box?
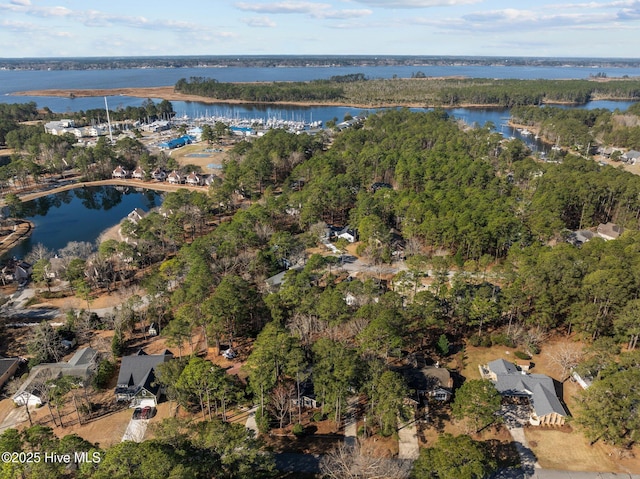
[185,172,202,186]
[131,166,145,180]
[167,170,182,184]
[112,165,129,179]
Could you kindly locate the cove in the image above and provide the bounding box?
[5,186,164,259]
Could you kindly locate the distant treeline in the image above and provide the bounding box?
[4,55,640,70]
[175,76,640,107]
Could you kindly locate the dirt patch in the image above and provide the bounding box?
[166,143,229,173]
[525,427,640,473]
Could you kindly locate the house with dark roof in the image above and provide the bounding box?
[151,168,166,182]
[481,358,566,426]
[0,357,20,389]
[401,361,454,403]
[115,349,173,407]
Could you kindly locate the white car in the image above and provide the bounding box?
[222,348,236,359]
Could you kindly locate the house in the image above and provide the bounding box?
[143,120,171,133]
[167,170,183,184]
[336,226,357,243]
[131,166,145,180]
[112,165,129,179]
[568,229,595,246]
[291,381,320,409]
[151,168,166,182]
[14,261,32,283]
[0,357,20,389]
[12,348,98,407]
[481,358,566,426]
[204,174,219,187]
[185,172,202,186]
[597,222,623,241]
[402,362,454,403]
[115,349,173,407]
[622,150,640,165]
[127,208,147,225]
[265,266,303,292]
[44,119,75,135]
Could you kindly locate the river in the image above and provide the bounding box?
[5,186,163,259]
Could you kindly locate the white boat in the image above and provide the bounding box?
[521,129,532,136]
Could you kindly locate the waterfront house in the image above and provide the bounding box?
[115,349,173,407]
[132,166,145,180]
[167,170,183,184]
[151,168,166,182]
[185,172,202,186]
[44,119,75,135]
[127,208,147,225]
[112,165,129,179]
[480,358,566,426]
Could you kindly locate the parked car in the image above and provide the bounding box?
[140,406,156,419]
[132,407,142,420]
[222,348,236,359]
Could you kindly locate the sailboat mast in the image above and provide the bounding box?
[104,97,114,144]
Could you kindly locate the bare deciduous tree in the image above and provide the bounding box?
[320,442,411,479]
[549,343,583,381]
[268,380,295,429]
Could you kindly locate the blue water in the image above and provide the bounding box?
[6,186,163,259]
[1,64,640,113]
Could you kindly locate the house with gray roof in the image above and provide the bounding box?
[481,358,566,426]
[12,347,98,407]
[115,349,173,407]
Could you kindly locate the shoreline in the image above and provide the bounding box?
[13,86,627,110]
[0,219,34,258]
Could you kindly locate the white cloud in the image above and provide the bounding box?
[9,0,30,6]
[235,1,371,18]
[241,16,277,27]
[353,0,482,7]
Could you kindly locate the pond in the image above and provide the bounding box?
[6,186,164,259]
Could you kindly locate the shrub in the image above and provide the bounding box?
[292,423,305,437]
[469,334,492,347]
[514,351,531,360]
[92,359,116,390]
[491,333,515,348]
[527,343,541,355]
[312,411,326,422]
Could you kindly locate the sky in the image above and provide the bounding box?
[1,0,639,59]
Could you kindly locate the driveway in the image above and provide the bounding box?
[397,415,420,460]
[121,417,149,442]
[500,403,541,475]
